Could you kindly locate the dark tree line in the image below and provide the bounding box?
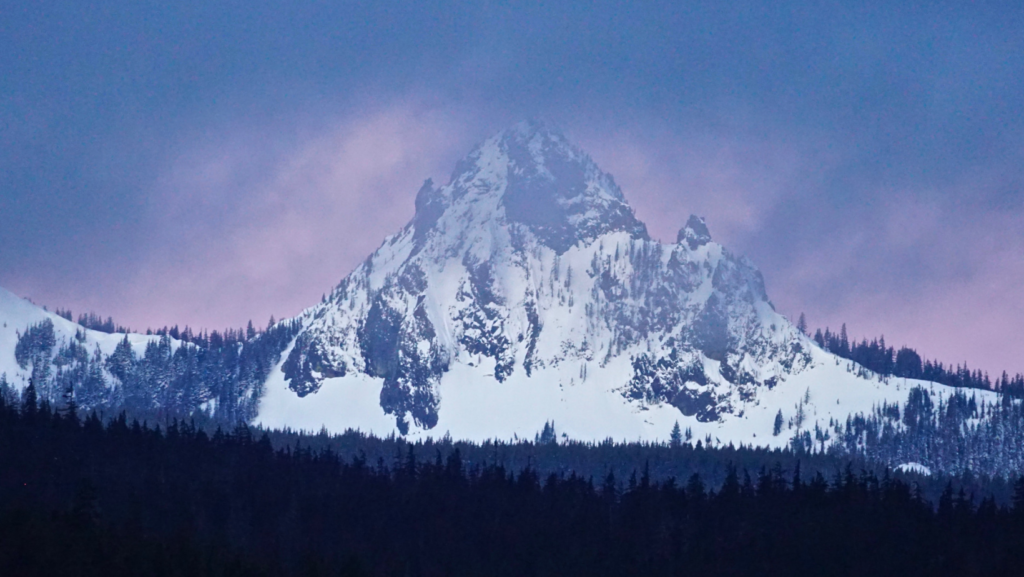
[58,304,274,343]
[809,322,1024,394]
[6,394,1024,576]
[75,311,131,334]
[259,423,1013,508]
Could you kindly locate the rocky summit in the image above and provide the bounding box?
[266,121,865,441]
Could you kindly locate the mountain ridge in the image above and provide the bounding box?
[258,122,976,444]
[0,123,1009,459]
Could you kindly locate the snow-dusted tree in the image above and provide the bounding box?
[76,347,108,412]
[105,335,135,387]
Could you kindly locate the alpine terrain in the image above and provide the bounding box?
[1,122,1014,465]
[253,121,999,446]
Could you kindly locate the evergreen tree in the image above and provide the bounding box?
[794,400,806,430]
[670,421,682,448]
[78,348,108,411]
[105,335,136,386]
[1013,477,1024,516]
[813,328,825,348]
[22,378,38,417]
[0,373,14,406]
[773,410,784,436]
[537,420,557,444]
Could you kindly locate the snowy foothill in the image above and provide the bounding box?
[0,286,172,390]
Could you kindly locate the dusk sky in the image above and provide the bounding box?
[2,1,1022,375]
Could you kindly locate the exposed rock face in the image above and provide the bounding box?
[678,215,712,250]
[495,121,649,253]
[281,121,812,432]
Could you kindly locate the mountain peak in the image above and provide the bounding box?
[447,119,581,185]
[424,122,649,254]
[678,215,712,249]
[278,123,819,436]
[502,118,563,143]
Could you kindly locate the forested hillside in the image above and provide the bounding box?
[807,319,1024,394]
[2,315,300,426]
[4,393,1024,576]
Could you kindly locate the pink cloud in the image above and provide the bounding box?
[575,126,1024,375]
[577,125,820,244]
[114,102,477,331]
[770,189,1024,376]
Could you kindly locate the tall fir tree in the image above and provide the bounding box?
[22,377,38,418]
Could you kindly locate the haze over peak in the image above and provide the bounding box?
[414,121,649,255]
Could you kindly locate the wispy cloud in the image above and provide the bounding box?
[118,102,476,331]
[577,124,1024,375]
[782,189,1024,376]
[577,124,824,245]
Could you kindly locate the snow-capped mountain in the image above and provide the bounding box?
[0,121,999,455]
[256,121,996,444]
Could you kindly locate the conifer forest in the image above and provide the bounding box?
[5,394,1024,576]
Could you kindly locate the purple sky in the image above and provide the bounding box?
[1,2,1022,375]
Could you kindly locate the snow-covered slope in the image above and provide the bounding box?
[256,121,1000,443]
[0,284,296,422]
[0,286,166,390]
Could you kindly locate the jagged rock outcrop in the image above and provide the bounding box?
[279,121,813,433]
